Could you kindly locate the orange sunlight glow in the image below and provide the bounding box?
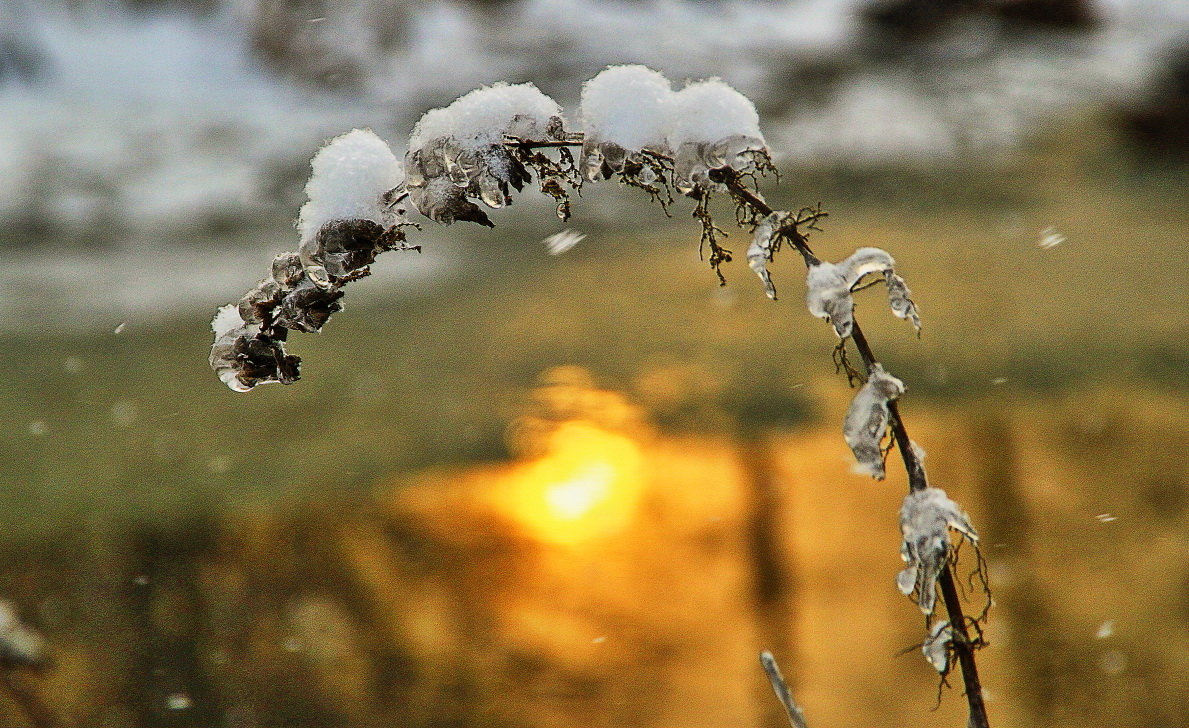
[499,421,645,545]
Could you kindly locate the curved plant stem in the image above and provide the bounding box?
[722,172,990,728]
[511,140,990,726]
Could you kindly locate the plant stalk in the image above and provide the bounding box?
[722,173,991,728]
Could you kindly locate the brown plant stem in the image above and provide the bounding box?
[720,172,991,728]
[760,652,811,728]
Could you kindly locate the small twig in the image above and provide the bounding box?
[760,652,811,728]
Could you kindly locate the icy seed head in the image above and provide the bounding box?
[579,65,673,151]
[922,620,953,673]
[296,129,403,246]
[806,247,920,339]
[842,363,906,479]
[406,83,560,221]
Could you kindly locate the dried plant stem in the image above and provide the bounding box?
[760,652,811,728]
[722,173,990,728]
[509,140,990,726]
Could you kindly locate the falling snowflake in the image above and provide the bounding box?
[1037,226,1065,249]
[543,229,586,255]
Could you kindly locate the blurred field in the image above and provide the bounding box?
[0,117,1186,726]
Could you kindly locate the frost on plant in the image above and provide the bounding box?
[843,363,906,479]
[746,211,787,300]
[0,600,46,667]
[806,247,921,339]
[897,487,979,615]
[406,82,566,224]
[208,68,819,390]
[922,620,953,673]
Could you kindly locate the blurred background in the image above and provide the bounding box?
[0,0,1186,726]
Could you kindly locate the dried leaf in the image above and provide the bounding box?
[898,487,979,614]
[843,363,905,479]
[805,247,920,338]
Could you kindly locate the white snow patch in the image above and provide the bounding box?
[579,65,673,150]
[409,82,561,150]
[296,129,403,245]
[667,78,764,149]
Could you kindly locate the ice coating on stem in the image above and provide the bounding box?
[843,363,905,479]
[668,79,767,194]
[806,247,920,339]
[407,83,565,223]
[897,487,979,615]
[922,620,953,673]
[747,212,784,300]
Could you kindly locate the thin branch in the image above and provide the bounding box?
[722,171,990,728]
[760,652,811,728]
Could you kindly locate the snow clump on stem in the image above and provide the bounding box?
[579,64,673,180]
[667,79,767,194]
[297,129,405,288]
[406,82,566,224]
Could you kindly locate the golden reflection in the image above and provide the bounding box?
[499,420,644,545]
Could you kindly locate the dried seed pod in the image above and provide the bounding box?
[275,279,345,334]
